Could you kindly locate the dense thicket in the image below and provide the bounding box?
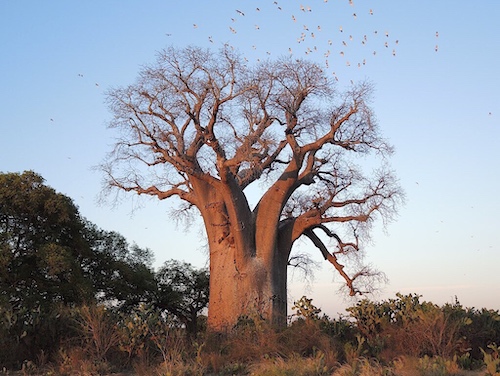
[0,171,154,366]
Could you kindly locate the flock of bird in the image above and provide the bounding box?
[181,1,441,83]
[57,1,446,123]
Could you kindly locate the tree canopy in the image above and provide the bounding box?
[0,171,155,310]
[155,259,209,335]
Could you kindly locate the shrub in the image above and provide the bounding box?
[481,343,500,376]
[249,352,331,376]
[347,293,473,360]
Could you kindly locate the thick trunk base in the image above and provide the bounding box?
[207,250,287,331]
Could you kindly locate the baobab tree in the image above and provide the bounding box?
[101,46,403,330]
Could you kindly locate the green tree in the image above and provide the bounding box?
[0,171,93,307]
[101,45,403,330]
[83,221,157,309]
[155,259,209,336]
[0,171,157,365]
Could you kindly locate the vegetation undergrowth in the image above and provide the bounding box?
[0,294,498,375]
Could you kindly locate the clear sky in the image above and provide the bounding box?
[1,1,499,316]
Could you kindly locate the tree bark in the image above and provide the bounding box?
[206,242,290,330]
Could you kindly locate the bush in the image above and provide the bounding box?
[0,302,76,369]
[347,293,473,360]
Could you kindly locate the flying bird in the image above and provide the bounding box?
[236,9,245,16]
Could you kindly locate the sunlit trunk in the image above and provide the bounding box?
[206,241,289,331]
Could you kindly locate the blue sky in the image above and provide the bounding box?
[1,1,499,315]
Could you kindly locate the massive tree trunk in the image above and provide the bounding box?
[206,229,290,331]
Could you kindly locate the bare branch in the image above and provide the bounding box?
[303,227,361,296]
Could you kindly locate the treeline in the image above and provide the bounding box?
[1,171,500,375]
[0,171,208,370]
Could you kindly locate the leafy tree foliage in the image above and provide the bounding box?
[0,170,156,309]
[0,171,93,307]
[155,259,209,336]
[83,221,156,309]
[0,171,157,365]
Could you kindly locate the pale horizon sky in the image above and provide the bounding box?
[1,1,499,316]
